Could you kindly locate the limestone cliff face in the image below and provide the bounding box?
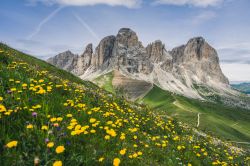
[75,43,93,75]
[91,36,115,69]
[111,28,153,74]
[47,50,78,72]
[47,28,230,99]
[146,40,173,71]
[171,37,229,85]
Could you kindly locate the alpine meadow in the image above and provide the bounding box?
[1,0,250,166]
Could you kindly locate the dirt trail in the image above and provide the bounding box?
[197,113,201,128]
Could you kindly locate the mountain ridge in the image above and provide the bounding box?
[48,28,238,101]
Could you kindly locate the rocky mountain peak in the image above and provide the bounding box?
[48,28,230,99]
[91,35,116,69]
[47,50,77,72]
[62,50,74,55]
[187,37,205,45]
[146,40,166,62]
[184,37,217,61]
[116,28,139,47]
[81,43,93,57]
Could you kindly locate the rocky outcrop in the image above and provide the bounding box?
[146,40,173,71]
[47,28,231,99]
[47,50,78,72]
[74,43,93,75]
[111,28,153,74]
[171,37,229,84]
[146,40,165,62]
[92,36,115,69]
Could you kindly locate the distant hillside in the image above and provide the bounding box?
[231,83,250,94]
[1,43,249,165]
[141,86,250,143]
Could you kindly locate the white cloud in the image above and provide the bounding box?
[28,0,142,8]
[221,63,250,82]
[154,0,224,7]
[217,42,250,64]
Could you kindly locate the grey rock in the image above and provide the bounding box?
[146,40,173,71]
[111,28,153,74]
[47,28,231,100]
[47,50,78,72]
[92,36,116,69]
[171,37,229,84]
[75,43,93,75]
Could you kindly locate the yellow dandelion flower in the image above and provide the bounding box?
[10,88,17,92]
[119,149,126,155]
[57,117,63,122]
[173,135,179,141]
[98,157,105,162]
[26,124,33,129]
[90,129,96,133]
[55,146,65,154]
[137,151,143,156]
[66,114,72,118]
[132,153,138,158]
[120,135,125,140]
[0,97,3,101]
[104,135,110,140]
[22,83,28,87]
[6,140,18,148]
[89,118,96,123]
[106,129,117,137]
[50,117,57,122]
[0,104,6,112]
[177,145,182,150]
[113,158,120,166]
[38,79,44,83]
[53,160,62,166]
[41,125,48,130]
[47,142,54,148]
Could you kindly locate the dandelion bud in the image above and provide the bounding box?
[34,156,39,165]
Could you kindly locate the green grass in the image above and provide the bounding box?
[141,86,250,144]
[0,43,249,166]
[93,71,115,93]
[88,65,250,147]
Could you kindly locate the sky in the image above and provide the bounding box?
[1,0,250,82]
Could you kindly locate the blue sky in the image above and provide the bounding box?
[1,0,250,82]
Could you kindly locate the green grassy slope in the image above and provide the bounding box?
[93,71,114,93]
[141,86,250,144]
[0,43,249,165]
